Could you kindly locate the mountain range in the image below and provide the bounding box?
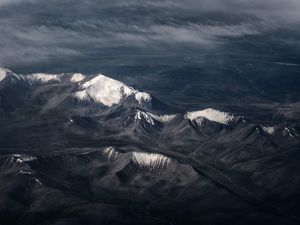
[0,67,299,225]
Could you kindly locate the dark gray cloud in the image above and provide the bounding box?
[0,0,299,72]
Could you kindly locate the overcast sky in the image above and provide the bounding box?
[0,0,299,72]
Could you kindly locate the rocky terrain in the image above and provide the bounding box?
[0,67,299,225]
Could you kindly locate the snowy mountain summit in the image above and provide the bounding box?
[0,67,12,82]
[185,108,236,125]
[0,68,293,139]
[0,68,152,107]
[74,74,152,107]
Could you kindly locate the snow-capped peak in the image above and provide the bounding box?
[70,73,86,83]
[135,110,155,125]
[0,67,12,82]
[133,110,176,126]
[102,148,171,172]
[131,152,171,171]
[24,73,61,85]
[135,92,152,104]
[0,68,61,85]
[148,112,177,123]
[185,108,235,125]
[73,74,152,107]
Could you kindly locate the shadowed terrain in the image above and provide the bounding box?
[0,69,299,225]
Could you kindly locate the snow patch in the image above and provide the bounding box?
[135,110,155,126]
[283,127,295,138]
[102,148,171,171]
[103,147,118,162]
[256,127,260,134]
[194,117,205,126]
[261,126,275,135]
[131,152,171,171]
[34,178,42,185]
[148,112,177,123]
[70,73,86,83]
[0,67,11,82]
[1,154,37,168]
[135,92,152,104]
[73,90,90,101]
[24,73,61,85]
[185,108,235,125]
[19,169,34,175]
[16,155,37,163]
[134,110,176,125]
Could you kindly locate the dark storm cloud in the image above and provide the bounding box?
[0,0,299,71]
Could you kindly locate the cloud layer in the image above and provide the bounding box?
[0,0,299,72]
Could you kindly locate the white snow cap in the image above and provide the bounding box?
[135,110,155,126]
[148,112,177,123]
[74,74,151,107]
[131,152,171,171]
[134,110,176,125]
[70,73,86,83]
[0,69,61,84]
[24,73,61,85]
[0,67,11,82]
[102,148,171,171]
[135,92,152,104]
[185,108,235,125]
